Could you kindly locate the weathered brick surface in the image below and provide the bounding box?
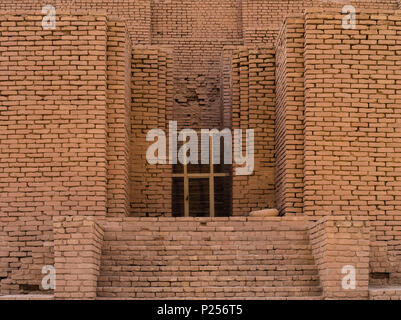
[309,215,370,299]
[0,1,151,44]
[231,47,276,216]
[303,9,401,282]
[130,47,173,217]
[242,0,399,44]
[369,286,401,299]
[97,217,322,299]
[106,19,132,217]
[1,1,401,300]
[0,11,109,294]
[151,0,242,130]
[274,17,305,217]
[54,216,104,299]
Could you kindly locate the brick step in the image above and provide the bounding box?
[100,263,318,273]
[97,295,324,300]
[0,294,54,300]
[102,246,315,252]
[102,259,314,271]
[102,253,317,261]
[97,286,323,299]
[369,286,401,300]
[98,274,320,287]
[111,263,318,270]
[103,255,315,263]
[113,222,311,233]
[104,245,314,252]
[100,264,319,273]
[105,238,312,244]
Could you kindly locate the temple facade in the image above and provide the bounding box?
[0,0,401,299]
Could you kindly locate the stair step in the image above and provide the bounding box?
[98,274,320,288]
[0,294,54,300]
[98,274,320,281]
[100,262,318,270]
[97,295,324,300]
[103,254,313,266]
[369,286,401,300]
[100,264,319,270]
[97,286,323,298]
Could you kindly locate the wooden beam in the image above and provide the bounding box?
[172,173,229,178]
[209,136,215,218]
[183,149,189,217]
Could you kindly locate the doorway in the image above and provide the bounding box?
[172,137,232,217]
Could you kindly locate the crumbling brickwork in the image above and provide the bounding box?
[151,0,243,130]
[369,286,401,299]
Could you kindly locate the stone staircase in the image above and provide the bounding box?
[96,217,323,299]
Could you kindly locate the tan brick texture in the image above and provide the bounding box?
[53,216,104,299]
[309,215,370,299]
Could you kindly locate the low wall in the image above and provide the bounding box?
[97,216,321,299]
[53,216,104,300]
[309,215,370,299]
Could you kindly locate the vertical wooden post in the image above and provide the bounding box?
[183,146,189,217]
[209,135,215,217]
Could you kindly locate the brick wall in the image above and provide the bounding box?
[274,18,305,216]
[54,216,104,299]
[0,11,109,293]
[0,10,175,292]
[106,19,132,217]
[309,215,370,299]
[303,9,401,281]
[0,0,152,44]
[242,0,399,44]
[130,47,173,217]
[220,47,235,129]
[151,0,243,130]
[231,47,276,216]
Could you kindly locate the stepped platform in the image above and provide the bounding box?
[97,217,322,299]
